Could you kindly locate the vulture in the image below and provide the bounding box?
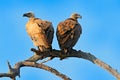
[56,13,82,54]
[23,12,54,52]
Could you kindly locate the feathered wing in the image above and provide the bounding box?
[26,18,52,51]
[35,19,54,45]
[56,18,82,50]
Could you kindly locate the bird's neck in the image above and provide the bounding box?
[68,18,77,21]
[29,17,35,21]
[70,16,77,20]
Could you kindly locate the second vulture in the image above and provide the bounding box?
[56,13,82,54]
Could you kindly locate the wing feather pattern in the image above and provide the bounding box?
[56,18,82,51]
[35,19,54,44]
[26,18,54,52]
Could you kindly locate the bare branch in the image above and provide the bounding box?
[52,49,120,79]
[0,49,120,80]
[21,61,71,80]
[30,49,120,79]
[0,61,71,80]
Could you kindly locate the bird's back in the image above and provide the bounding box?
[56,18,82,49]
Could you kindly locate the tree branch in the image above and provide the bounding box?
[0,61,71,80]
[0,49,120,80]
[30,49,120,79]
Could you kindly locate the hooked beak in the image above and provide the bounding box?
[23,13,27,17]
[77,15,82,19]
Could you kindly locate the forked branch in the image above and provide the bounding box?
[0,49,119,80]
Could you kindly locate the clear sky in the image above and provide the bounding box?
[0,0,120,80]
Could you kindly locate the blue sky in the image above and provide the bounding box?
[0,0,120,80]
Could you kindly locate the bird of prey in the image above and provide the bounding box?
[56,13,82,54]
[23,12,54,53]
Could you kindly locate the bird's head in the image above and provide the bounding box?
[23,12,35,18]
[70,13,82,20]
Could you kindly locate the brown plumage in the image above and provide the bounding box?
[56,13,82,54]
[23,12,54,52]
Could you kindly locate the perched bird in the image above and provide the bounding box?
[56,13,82,54]
[23,12,54,53]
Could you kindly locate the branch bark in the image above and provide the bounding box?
[0,49,120,80]
[0,61,71,80]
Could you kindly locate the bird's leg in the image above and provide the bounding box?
[64,49,68,54]
[59,49,68,60]
[48,47,55,60]
[67,48,73,55]
[40,49,54,63]
[70,48,75,52]
[39,46,47,52]
[37,46,41,51]
[37,46,45,53]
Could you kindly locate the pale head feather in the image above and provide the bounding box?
[70,13,82,20]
